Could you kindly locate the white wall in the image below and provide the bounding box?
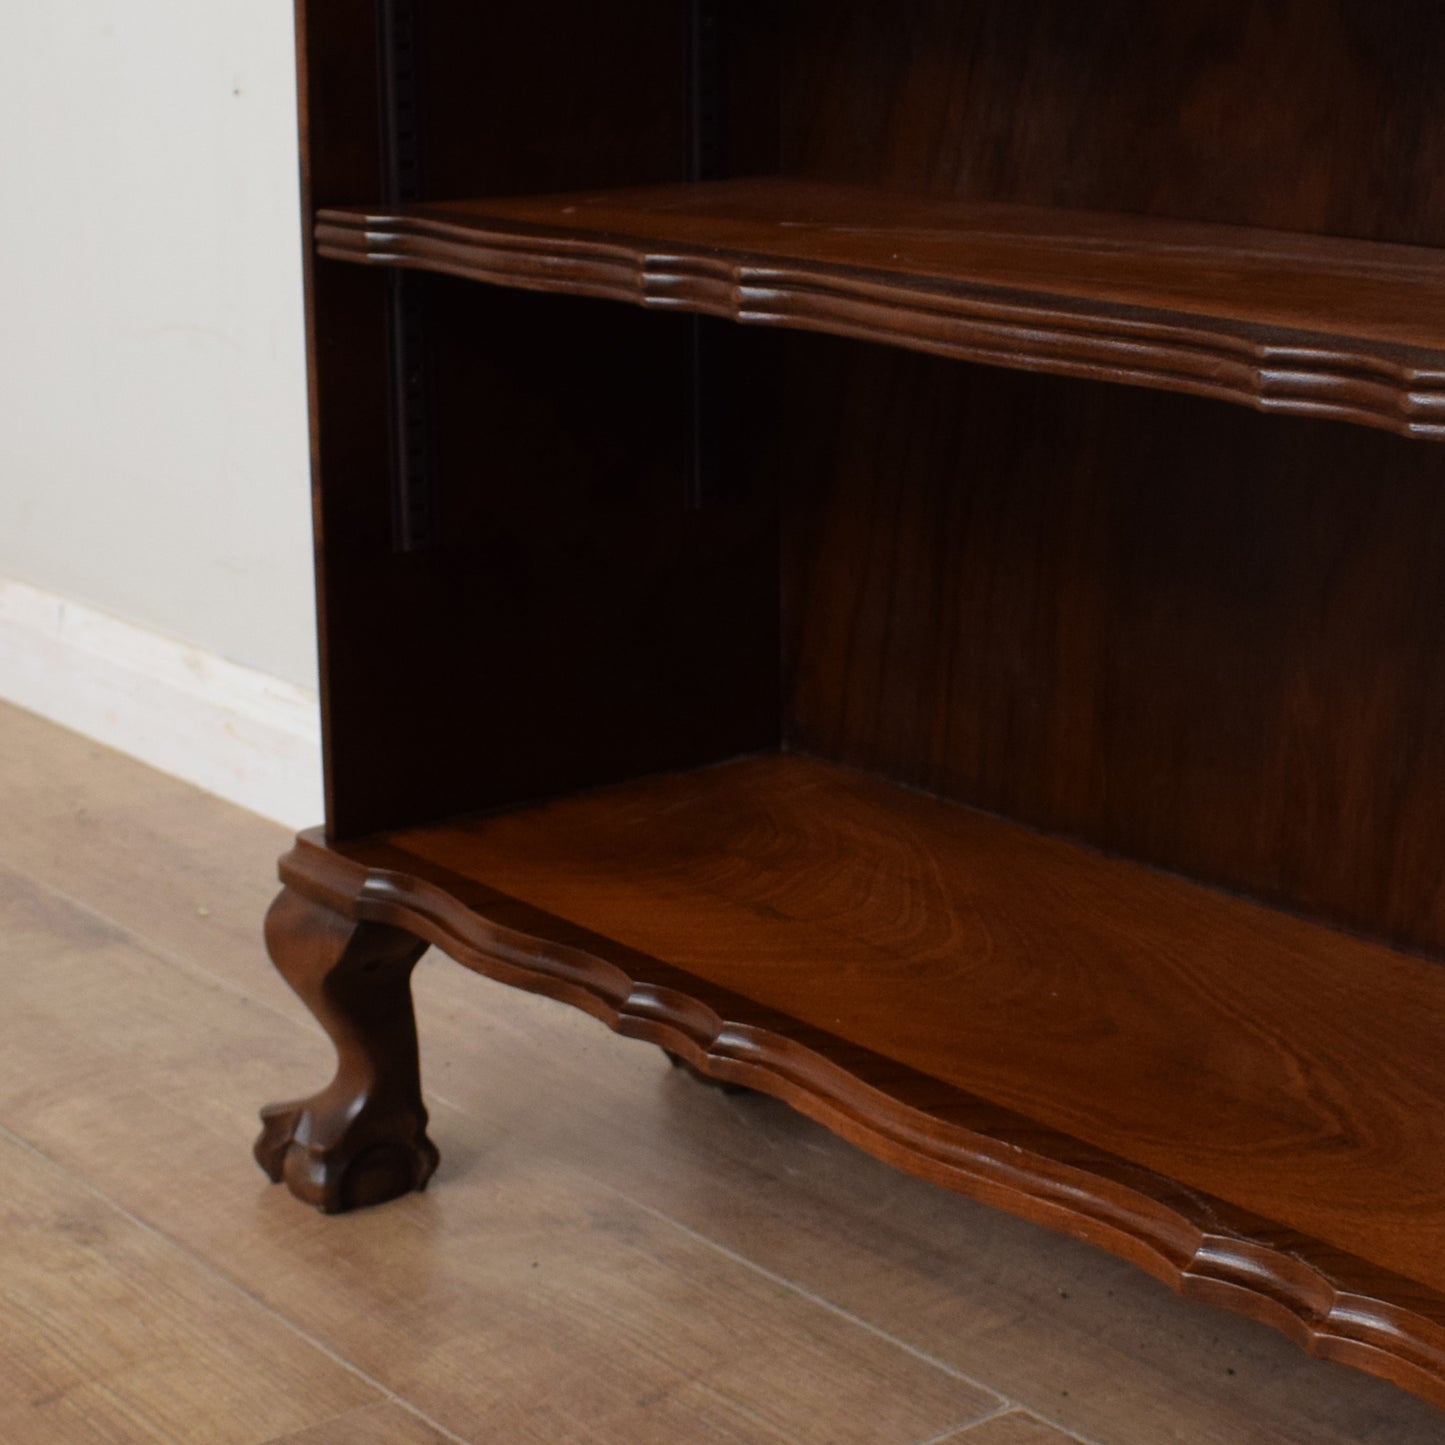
[0,2,316,691]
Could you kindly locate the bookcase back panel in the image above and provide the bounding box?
[779,334,1445,957]
[770,0,1445,245]
[417,5,689,199]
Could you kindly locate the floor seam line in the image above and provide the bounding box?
[595,1175,1011,1405]
[0,857,313,1030]
[0,1119,471,1445]
[910,1399,1017,1443]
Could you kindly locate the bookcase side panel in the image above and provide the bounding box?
[298,2,779,839]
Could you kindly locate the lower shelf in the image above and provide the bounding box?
[283,753,1445,1408]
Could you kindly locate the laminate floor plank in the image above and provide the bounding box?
[410,985,1443,1445]
[265,1401,461,1443]
[0,704,305,1017]
[0,855,1000,1445]
[4,703,1445,1442]
[0,1129,377,1444]
[941,1413,1086,1443]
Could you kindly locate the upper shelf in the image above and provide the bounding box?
[316,177,1445,440]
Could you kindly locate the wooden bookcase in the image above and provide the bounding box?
[259,1,1445,1410]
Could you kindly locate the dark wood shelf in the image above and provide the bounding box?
[283,754,1445,1399]
[316,177,1445,439]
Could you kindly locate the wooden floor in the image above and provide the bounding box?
[2,701,1442,1443]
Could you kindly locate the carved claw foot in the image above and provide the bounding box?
[254,886,437,1213]
[255,1093,439,1214]
[665,1048,753,1095]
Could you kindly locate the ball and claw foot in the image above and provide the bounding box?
[254,1095,439,1214]
[254,886,438,1213]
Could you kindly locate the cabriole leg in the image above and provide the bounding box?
[254,886,436,1212]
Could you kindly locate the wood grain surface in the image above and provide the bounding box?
[318,180,1445,438]
[10,701,1445,1441]
[772,0,1445,247]
[775,336,1445,957]
[942,1414,1083,1445]
[264,751,1445,1408]
[0,1129,375,1443]
[338,755,1445,1294]
[270,1403,458,1444]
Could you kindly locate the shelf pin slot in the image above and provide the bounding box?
[687,0,732,510]
[377,0,434,553]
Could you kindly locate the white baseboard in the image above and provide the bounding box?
[0,577,323,829]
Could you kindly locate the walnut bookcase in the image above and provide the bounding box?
[261,1,1445,1411]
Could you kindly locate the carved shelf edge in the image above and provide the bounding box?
[280,826,1445,1411]
[315,206,1445,441]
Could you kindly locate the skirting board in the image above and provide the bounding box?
[0,577,323,829]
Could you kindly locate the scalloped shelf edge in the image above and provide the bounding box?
[280,827,1445,1412]
[316,211,1445,441]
